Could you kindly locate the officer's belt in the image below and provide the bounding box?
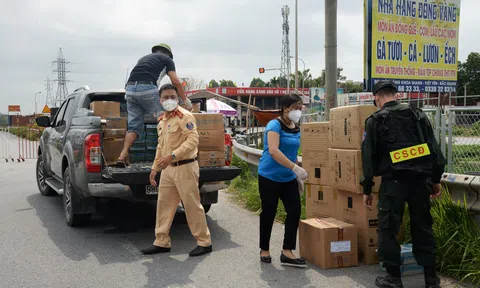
[389,143,431,164]
[171,157,198,167]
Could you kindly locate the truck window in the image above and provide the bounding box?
[53,98,73,127]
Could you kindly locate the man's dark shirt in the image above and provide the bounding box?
[127,53,176,84]
[360,100,446,195]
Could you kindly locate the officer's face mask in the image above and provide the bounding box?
[162,99,178,111]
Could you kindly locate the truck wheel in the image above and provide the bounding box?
[63,168,92,227]
[36,155,56,196]
[202,204,211,214]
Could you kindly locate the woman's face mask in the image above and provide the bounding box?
[287,109,302,123]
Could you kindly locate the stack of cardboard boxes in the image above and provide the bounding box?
[193,113,225,167]
[299,105,382,269]
[90,101,127,166]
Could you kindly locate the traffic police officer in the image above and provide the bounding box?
[360,80,445,288]
[142,83,212,257]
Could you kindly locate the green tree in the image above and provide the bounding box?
[457,52,480,103]
[219,79,236,87]
[208,79,219,88]
[250,77,266,87]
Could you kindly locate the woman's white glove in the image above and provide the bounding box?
[297,177,305,195]
[292,164,308,181]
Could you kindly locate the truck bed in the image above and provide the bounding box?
[102,162,242,186]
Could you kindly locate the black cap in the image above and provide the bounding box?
[372,80,398,95]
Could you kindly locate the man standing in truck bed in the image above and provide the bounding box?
[116,43,192,168]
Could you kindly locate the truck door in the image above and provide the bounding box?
[48,98,74,178]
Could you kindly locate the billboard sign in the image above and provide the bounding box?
[8,105,21,113]
[365,0,461,93]
[309,87,345,103]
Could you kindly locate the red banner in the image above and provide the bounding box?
[186,87,310,97]
[8,105,20,112]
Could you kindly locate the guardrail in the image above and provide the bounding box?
[233,140,479,214]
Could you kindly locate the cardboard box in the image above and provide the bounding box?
[301,122,331,185]
[106,117,127,129]
[103,128,126,139]
[198,151,225,167]
[329,149,381,194]
[103,138,124,166]
[90,101,121,119]
[299,218,358,269]
[336,190,379,265]
[198,130,225,151]
[193,113,224,130]
[329,105,377,149]
[305,185,338,219]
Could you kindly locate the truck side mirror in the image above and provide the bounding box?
[36,116,51,127]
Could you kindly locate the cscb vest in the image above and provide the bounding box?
[373,103,434,177]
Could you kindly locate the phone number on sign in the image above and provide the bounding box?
[396,85,457,93]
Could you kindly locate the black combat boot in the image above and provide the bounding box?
[424,266,441,288]
[375,266,404,288]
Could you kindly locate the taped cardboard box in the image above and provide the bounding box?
[329,105,377,149]
[299,217,358,270]
[105,117,127,129]
[305,185,338,219]
[329,148,381,194]
[198,130,225,151]
[198,151,225,167]
[103,128,126,139]
[193,113,224,130]
[103,138,124,166]
[90,101,121,119]
[301,122,331,185]
[336,189,379,265]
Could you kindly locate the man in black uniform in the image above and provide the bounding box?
[116,43,192,167]
[360,80,445,288]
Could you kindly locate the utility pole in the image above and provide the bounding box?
[281,5,292,93]
[324,0,338,120]
[464,83,467,106]
[53,48,71,107]
[294,0,299,90]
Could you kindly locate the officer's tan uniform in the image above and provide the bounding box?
[151,106,211,248]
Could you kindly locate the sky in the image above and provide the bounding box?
[0,0,478,114]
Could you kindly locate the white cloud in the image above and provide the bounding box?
[0,0,478,114]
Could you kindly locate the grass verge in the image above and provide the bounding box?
[230,155,480,285]
[9,126,43,141]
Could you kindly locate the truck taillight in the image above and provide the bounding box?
[84,133,101,173]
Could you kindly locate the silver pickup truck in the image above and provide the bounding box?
[35,86,241,227]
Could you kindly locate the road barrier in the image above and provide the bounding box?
[0,126,42,162]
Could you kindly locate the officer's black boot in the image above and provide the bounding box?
[375,266,404,288]
[424,266,441,288]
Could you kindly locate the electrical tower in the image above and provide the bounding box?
[53,48,71,107]
[281,5,291,89]
[44,76,54,107]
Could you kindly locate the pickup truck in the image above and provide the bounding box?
[35,86,242,227]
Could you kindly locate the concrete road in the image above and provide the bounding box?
[0,161,461,288]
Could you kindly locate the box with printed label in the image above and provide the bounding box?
[198,130,225,151]
[301,122,331,185]
[336,189,379,265]
[90,101,121,119]
[105,117,127,129]
[103,128,126,139]
[198,151,225,167]
[329,105,377,149]
[305,185,338,219]
[193,113,224,130]
[299,217,358,269]
[329,148,381,194]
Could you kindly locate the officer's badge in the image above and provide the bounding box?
[186,122,194,130]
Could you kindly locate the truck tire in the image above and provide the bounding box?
[36,155,57,196]
[63,168,92,227]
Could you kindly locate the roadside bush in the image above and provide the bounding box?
[9,126,43,141]
[401,188,480,285]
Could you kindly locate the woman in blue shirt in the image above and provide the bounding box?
[257,94,308,267]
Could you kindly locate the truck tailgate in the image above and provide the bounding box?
[103,162,242,185]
